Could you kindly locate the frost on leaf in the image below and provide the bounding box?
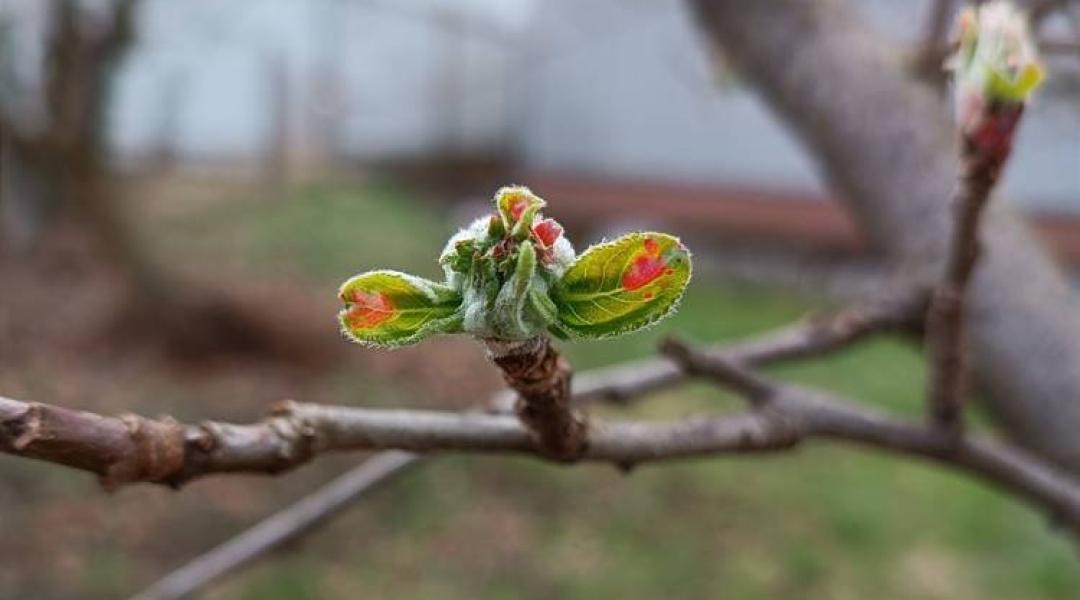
[552,232,691,339]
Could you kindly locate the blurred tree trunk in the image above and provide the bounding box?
[2,0,290,360]
[689,0,1080,474]
[2,0,160,290]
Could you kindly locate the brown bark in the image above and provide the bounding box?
[6,341,1080,538]
[486,337,588,460]
[2,0,158,293]
[1,1,310,362]
[926,115,1016,432]
[131,296,926,600]
[689,0,1080,474]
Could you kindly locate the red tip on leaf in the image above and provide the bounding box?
[345,291,395,330]
[622,237,668,291]
[532,218,563,248]
[509,197,529,222]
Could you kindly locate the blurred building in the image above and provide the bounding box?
[4,0,1076,262]
[97,0,1078,206]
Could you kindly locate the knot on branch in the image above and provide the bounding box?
[101,414,185,489]
[488,337,588,461]
[6,403,44,450]
[267,400,320,468]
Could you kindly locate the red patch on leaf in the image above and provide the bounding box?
[622,237,668,291]
[345,291,395,329]
[532,218,563,248]
[508,196,529,222]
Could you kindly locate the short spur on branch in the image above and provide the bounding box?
[926,1,1045,432]
[338,186,693,458]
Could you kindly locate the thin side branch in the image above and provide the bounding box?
[660,341,1080,538]
[660,337,774,403]
[128,451,420,600]
[926,110,1017,433]
[566,288,926,407]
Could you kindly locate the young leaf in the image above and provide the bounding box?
[338,271,462,348]
[552,232,691,339]
[495,186,545,231]
[492,242,538,338]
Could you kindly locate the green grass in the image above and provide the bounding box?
[173,179,1079,600]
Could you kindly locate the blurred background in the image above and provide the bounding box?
[1,0,1079,598]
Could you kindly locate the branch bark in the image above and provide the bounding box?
[486,336,587,460]
[689,0,1080,473]
[8,371,1080,542]
[129,291,923,600]
[926,102,1021,432]
[0,396,796,482]
[659,339,1080,539]
[2,290,922,488]
[127,451,420,600]
[14,348,1080,551]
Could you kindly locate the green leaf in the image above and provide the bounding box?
[338,270,462,348]
[492,242,538,338]
[987,63,1044,102]
[552,232,691,339]
[495,186,545,231]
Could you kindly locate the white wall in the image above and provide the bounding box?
[513,0,1080,209]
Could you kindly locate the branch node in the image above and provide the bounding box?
[660,336,773,403]
[100,414,185,490]
[190,425,217,452]
[487,337,589,461]
[11,403,45,450]
[266,404,318,469]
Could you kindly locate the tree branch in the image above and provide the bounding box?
[925,138,1006,433]
[563,288,926,408]
[9,336,1070,549]
[0,291,924,487]
[659,340,1080,538]
[0,395,799,484]
[15,342,1079,542]
[128,291,923,600]
[127,451,421,600]
[688,0,1080,474]
[486,336,587,460]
